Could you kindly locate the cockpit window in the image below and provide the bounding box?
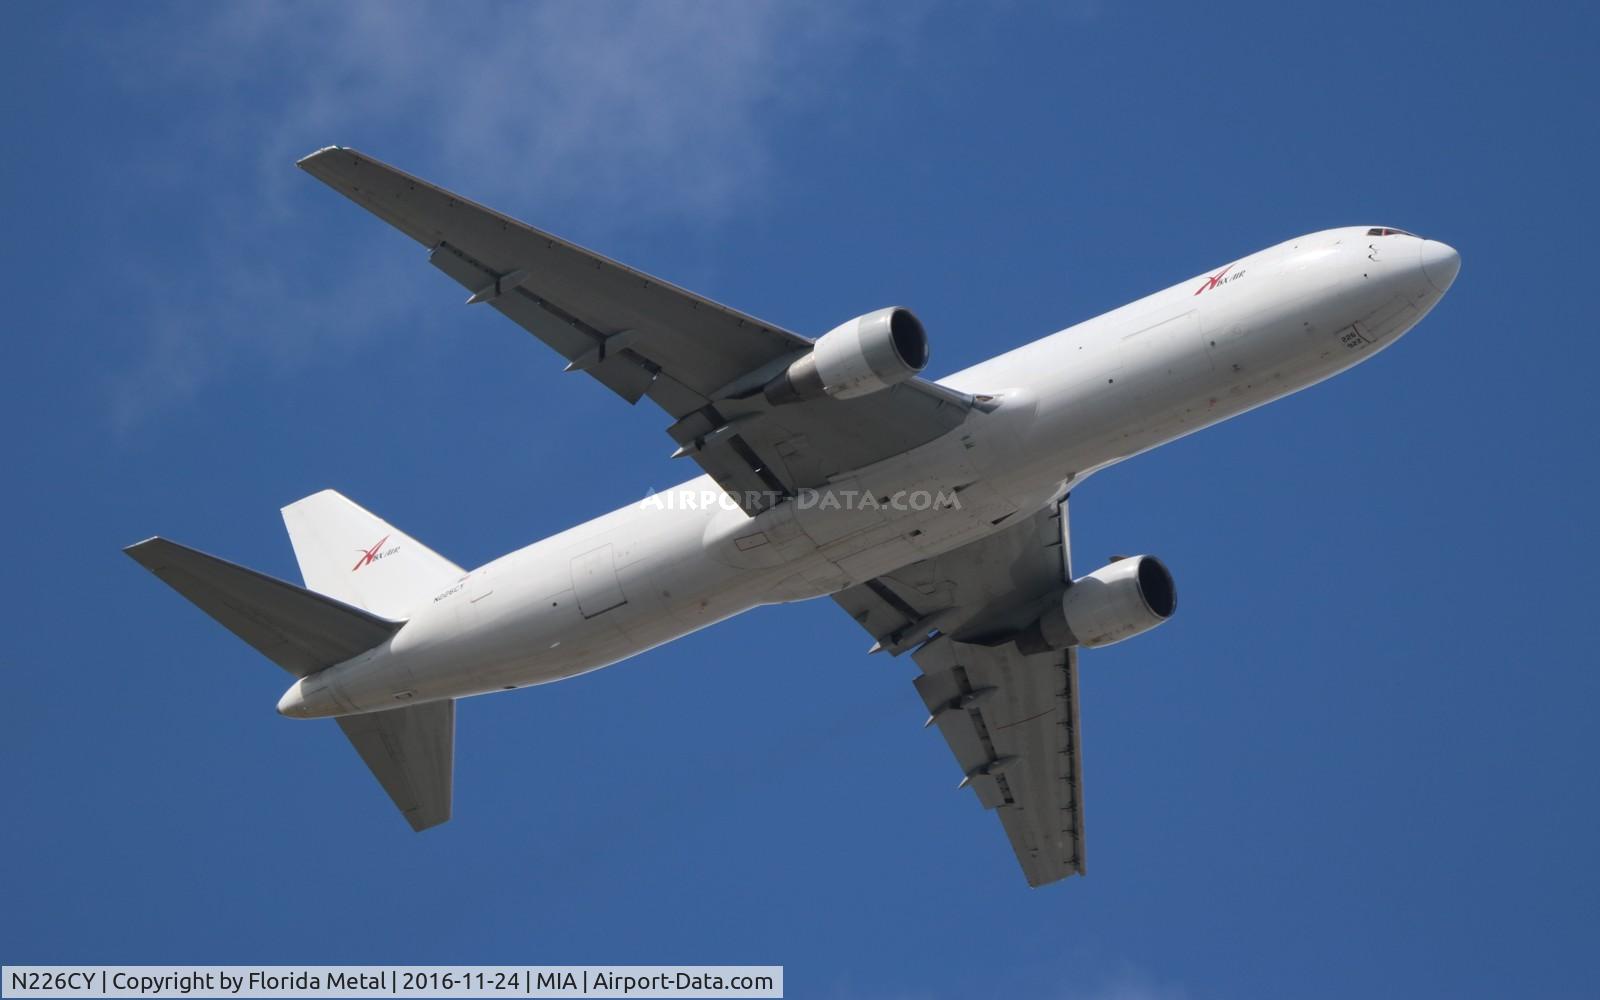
[1366,227,1415,237]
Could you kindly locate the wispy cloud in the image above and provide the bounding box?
[102,2,915,428]
[980,955,1190,1000]
[1070,970,1190,1000]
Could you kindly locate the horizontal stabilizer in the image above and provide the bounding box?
[124,537,404,677]
[337,700,454,831]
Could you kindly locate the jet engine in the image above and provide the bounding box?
[764,307,929,404]
[1015,555,1177,653]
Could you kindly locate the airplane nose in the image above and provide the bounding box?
[1420,239,1460,293]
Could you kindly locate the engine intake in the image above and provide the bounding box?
[764,307,929,404]
[1016,555,1177,653]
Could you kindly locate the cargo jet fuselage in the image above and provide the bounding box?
[276,227,1457,718]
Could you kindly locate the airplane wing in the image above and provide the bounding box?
[831,498,1086,886]
[298,147,973,513]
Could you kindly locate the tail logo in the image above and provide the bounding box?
[353,534,398,572]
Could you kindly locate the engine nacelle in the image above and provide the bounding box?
[1015,555,1177,653]
[764,307,929,404]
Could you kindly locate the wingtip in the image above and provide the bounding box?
[123,536,173,572]
[296,145,349,170]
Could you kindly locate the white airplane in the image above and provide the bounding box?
[127,148,1459,887]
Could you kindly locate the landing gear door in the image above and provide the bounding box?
[571,543,627,618]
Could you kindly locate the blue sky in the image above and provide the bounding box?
[3,2,1596,997]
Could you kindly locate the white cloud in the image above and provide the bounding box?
[1071,971,1190,1000]
[103,2,914,427]
[171,2,871,217]
[992,957,1190,1000]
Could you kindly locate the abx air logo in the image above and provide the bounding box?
[352,534,400,572]
[1194,264,1246,295]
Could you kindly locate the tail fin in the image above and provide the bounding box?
[281,490,464,618]
[124,537,403,677]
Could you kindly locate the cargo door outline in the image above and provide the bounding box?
[571,544,627,618]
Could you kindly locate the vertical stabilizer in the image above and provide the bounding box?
[281,490,465,618]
